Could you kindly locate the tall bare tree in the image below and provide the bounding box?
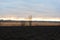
[28,15,32,26]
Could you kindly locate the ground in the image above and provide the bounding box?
[0,26,59,40]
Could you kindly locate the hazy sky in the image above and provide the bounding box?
[0,0,60,17]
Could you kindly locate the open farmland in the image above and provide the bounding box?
[0,21,60,26]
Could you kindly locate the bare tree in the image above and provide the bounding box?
[28,15,32,26]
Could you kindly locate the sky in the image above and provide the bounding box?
[0,0,60,18]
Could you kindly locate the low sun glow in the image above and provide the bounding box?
[0,17,60,21]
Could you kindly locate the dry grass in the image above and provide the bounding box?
[0,21,60,26]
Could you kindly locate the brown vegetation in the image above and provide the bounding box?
[0,21,60,26]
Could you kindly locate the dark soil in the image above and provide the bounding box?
[0,26,59,40]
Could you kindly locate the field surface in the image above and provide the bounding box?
[0,21,60,26]
[0,26,59,40]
